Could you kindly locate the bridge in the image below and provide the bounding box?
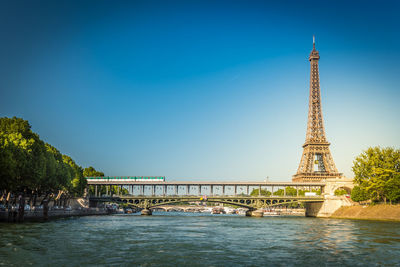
[87,180,328,216]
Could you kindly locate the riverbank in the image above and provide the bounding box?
[0,198,110,223]
[0,208,109,222]
[331,204,400,222]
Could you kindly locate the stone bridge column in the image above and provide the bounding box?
[141,209,152,215]
[246,209,263,217]
[305,178,354,217]
[141,199,152,216]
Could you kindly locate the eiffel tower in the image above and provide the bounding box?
[292,37,342,182]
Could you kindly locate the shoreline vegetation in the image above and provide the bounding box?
[331,204,400,222]
[351,147,400,205]
[0,117,106,222]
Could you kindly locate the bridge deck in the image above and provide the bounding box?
[87,181,326,186]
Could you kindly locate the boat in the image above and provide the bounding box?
[201,207,212,213]
[236,208,247,215]
[211,207,225,214]
[263,210,281,216]
[224,207,236,214]
[125,208,133,214]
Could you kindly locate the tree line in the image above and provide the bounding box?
[351,147,400,204]
[0,117,104,205]
[250,187,321,197]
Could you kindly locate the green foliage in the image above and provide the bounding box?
[250,189,271,196]
[350,186,369,202]
[334,189,348,196]
[62,155,87,196]
[89,185,129,196]
[250,187,321,197]
[353,147,400,203]
[0,117,92,198]
[83,166,104,177]
[285,187,298,196]
[273,189,285,196]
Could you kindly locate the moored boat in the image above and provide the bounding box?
[263,210,281,216]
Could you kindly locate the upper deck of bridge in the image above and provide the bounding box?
[86,180,325,187]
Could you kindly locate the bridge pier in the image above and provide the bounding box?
[141,208,152,215]
[246,209,264,217]
[304,196,352,217]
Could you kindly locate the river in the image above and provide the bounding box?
[1,212,399,266]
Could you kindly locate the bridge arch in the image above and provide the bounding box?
[106,197,304,210]
[331,185,352,195]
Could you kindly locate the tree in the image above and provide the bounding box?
[62,155,87,196]
[334,189,347,196]
[385,174,400,204]
[83,166,104,177]
[353,147,400,203]
[250,189,271,196]
[274,189,284,196]
[0,116,103,202]
[0,117,42,194]
[351,186,369,203]
[285,187,298,196]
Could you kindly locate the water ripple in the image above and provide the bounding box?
[1,213,399,266]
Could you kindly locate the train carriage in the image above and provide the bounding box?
[86,176,165,182]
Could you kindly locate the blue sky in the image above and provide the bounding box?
[1,0,399,181]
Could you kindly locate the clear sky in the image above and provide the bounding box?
[1,0,399,181]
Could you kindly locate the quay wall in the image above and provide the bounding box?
[305,196,352,217]
[0,208,109,222]
[0,198,109,223]
[331,204,400,222]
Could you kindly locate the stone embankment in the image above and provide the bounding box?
[0,198,109,222]
[331,204,400,222]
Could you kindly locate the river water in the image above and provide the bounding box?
[0,212,399,266]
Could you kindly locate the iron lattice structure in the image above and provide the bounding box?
[292,39,342,182]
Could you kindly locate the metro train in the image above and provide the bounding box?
[85,176,165,182]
